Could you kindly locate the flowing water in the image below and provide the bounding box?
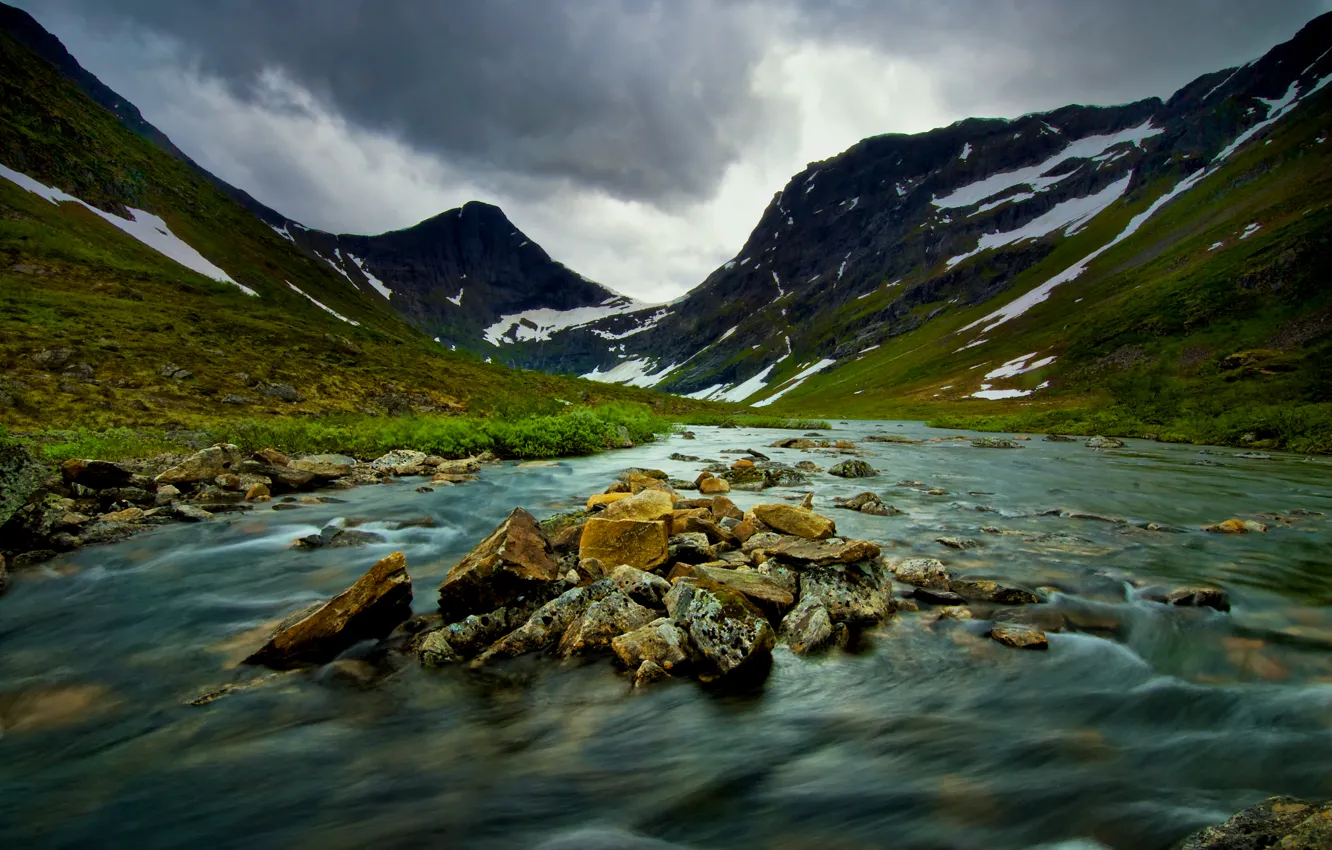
[2,422,1331,849]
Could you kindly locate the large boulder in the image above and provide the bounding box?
[1086,436,1126,449]
[770,537,881,566]
[288,454,358,479]
[370,449,428,474]
[1178,796,1332,849]
[235,460,316,492]
[558,591,654,656]
[438,508,561,621]
[245,551,413,669]
[600,489,674,523]
[829,460,877,478]
[1,437,53,532]
[578,518,670,572]
[611,617,691,672]
[799,561,895,625]
[155,444,245,485]
[664,575,775,681]
[752,504,835,539]
[59,458,134,490]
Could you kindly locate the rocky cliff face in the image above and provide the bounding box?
[523,11,1332,403]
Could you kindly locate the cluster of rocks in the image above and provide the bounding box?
[1178,796,1332,848]
[0,441,492,575]
[235,463,1080,690]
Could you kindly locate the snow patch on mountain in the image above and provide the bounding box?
[287,281,359,325]
[345,253,392,299]
[946,174,1132,268]
[591,307,672,340]
[932,121,1161,209]
[0,161,251,293]
[446,289,464,306]
[580,357,677,388]
[485,297,647,344]
[753,359,838,407]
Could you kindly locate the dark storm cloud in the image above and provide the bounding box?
[32,0,776,204]
[22,0,1330,208]
[791,0,1330,112]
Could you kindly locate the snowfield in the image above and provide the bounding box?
[0,161,253,294]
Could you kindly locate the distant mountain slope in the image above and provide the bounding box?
[0,6,705,428]
[277,202,648,363]
[542,11,1332,425]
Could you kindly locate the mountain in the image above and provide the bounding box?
[274,202,644,364]
[520,12,1332,446]
[0,3,708,429]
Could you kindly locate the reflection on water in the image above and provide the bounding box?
[2,422,1331,849]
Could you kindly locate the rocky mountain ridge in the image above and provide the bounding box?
[520,12,1332,408]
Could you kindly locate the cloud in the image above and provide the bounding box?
[10,0,1331,302]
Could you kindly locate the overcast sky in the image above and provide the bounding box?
[14,0,1331,302]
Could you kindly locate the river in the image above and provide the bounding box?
[2,421,1331,849]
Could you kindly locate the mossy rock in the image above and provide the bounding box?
[0,435,53,531]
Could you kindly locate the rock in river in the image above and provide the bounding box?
[770,537,881,567]
[989,623,1049,650]
[438,508,561,621]
[245,551,413,669]
[891,557,952,590]
[1178,796,1332,849]
[1085,436,1126,449]
[579,518,670,572]
[612,617,691,672]
[155,444,245,485]
[558,591,654,656]
[950,577,1040,605]
[778,595,837,655]
[829,460,877,478]
[799,561,896,626]
[665,575,775,681]
[752,503,835,539]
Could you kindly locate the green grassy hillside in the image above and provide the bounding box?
[0,26,726,434]
[754,82,1332,452]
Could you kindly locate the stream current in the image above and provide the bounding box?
[2,422,1331,849]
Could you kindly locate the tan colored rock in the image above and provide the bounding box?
[288,454,357,479]
[578,518,670,572]
[731,458,754,469]
[612,617,691,671]
[1202,518,1268,534]
[216,473,243,491]
[100,507,144,524]
[435,458,482,475]
[779,595,835,655]
[752,504,835,539]
[625,473,670,494]
[710,495,743,521]
[587,492,633,511]
[156,444,245,485]
[699,477,730,495]
[245,551,413,669]
[600,489,674,523]
[990,623,1049,650]
[437,508,561,621]
[670,508,711,536]
[697,566,795,619]
[245,483,271,501]
[634,659,670,686]
[891,557,951,589]
[771,537,880,566]
[256,448,290,466]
